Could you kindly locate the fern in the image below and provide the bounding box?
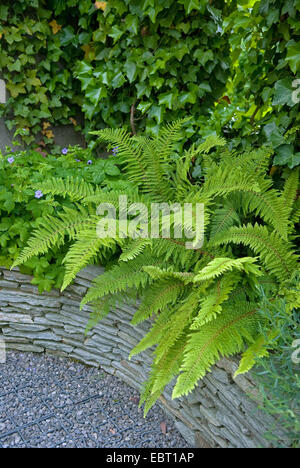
[191,274,239,328]
[210,224,298,281]
[15,124,299,410]
[193,257,261,282]
[80,252,155,308]
[12,206,90,267]
[119,238,152,263]
[32,177,95,201]
[131,279,185,325]
[234,329,279,377]
[172,303,260,397]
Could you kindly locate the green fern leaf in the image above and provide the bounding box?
[172,303,260,397]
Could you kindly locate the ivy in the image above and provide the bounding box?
[0,0,299,168]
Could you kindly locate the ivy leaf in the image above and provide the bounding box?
[273,145,300,169]
[137,101,152,114]
[273,78,294,107]
[148,105,163,124]
[263,122,285,148]
[76,61,93,77]
[60,26,76,46]
[286,40,300,73]
[6,82,26,98]
[0,5,9,20]
[86,86,107,105]
[49,20,62,35]
[109,26,124,42]
[111,72,126,88]
[158,92,174,109]
[179,0,201,14]
[124,61,137,83]
[95,2,107,10]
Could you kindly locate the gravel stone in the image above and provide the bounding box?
[0,351,189,448]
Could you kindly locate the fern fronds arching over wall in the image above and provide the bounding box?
[15,121,299,413]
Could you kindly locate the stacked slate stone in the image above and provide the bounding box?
[0,266,288,448]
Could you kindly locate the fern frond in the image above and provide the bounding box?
[85,295,112,334]
[240,180,290,239]
[210,224,298,282]
[143,265,194,284]
[281,168,299,217]
[154,292,198,361]
[89,128,147,185]
[198,166,261,199]
[172,303,260,397]
[129,306,174,358]
[62,223,118,290]
[191,274,239,328]
[119,239,152,262]
[234,329,279,377]
[32,177,95,201]
[81,252,155,308]
[150,340,186,395]
[210,201,241,239]
[198,135,226,154]
[133,136,174,201]
[131,279,185,325]
[193,257,261,282]
[12,206,90,268]
[155,118,191,160]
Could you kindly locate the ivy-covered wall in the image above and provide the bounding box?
[0,1,299,159]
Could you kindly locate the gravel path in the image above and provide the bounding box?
[0,351,190,448]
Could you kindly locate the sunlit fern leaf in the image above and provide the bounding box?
[61,225,118,290]
[155,118,191,161]
[129,307,174,358]
[191,274,240,328]
[131,279,185,325]
[210,224,298,282]
[234,329,279,377]
[119,239,152,263]
[281,168,299,218]
[12,206,90,268]
[198,135,226,154]
[154,292,198,361]
[193,257,261,282]
[199,166,261,200]
[31,177,95,201]
[134,136,174,201]
[210,202,241,239]
[239,180,290,239]
[81,252,155,308]
[143,265,194,284]
[172,303,260,397]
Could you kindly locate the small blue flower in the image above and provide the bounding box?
[112,146,119,155]
[75,159,81,162]
[87,160,93,165]
[7,157,15,164]
[35,190,43,199]
[62,147,68,155]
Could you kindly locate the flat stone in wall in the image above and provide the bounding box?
[0,265,288,448]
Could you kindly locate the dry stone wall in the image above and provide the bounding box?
[0,265,286,448]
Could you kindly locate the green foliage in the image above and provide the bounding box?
[0,134,122,291]
[1,1,299,169]
[0,0,232,147]
[216,0,300,168]
[15,123,299,410]
[249,288,300,448]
